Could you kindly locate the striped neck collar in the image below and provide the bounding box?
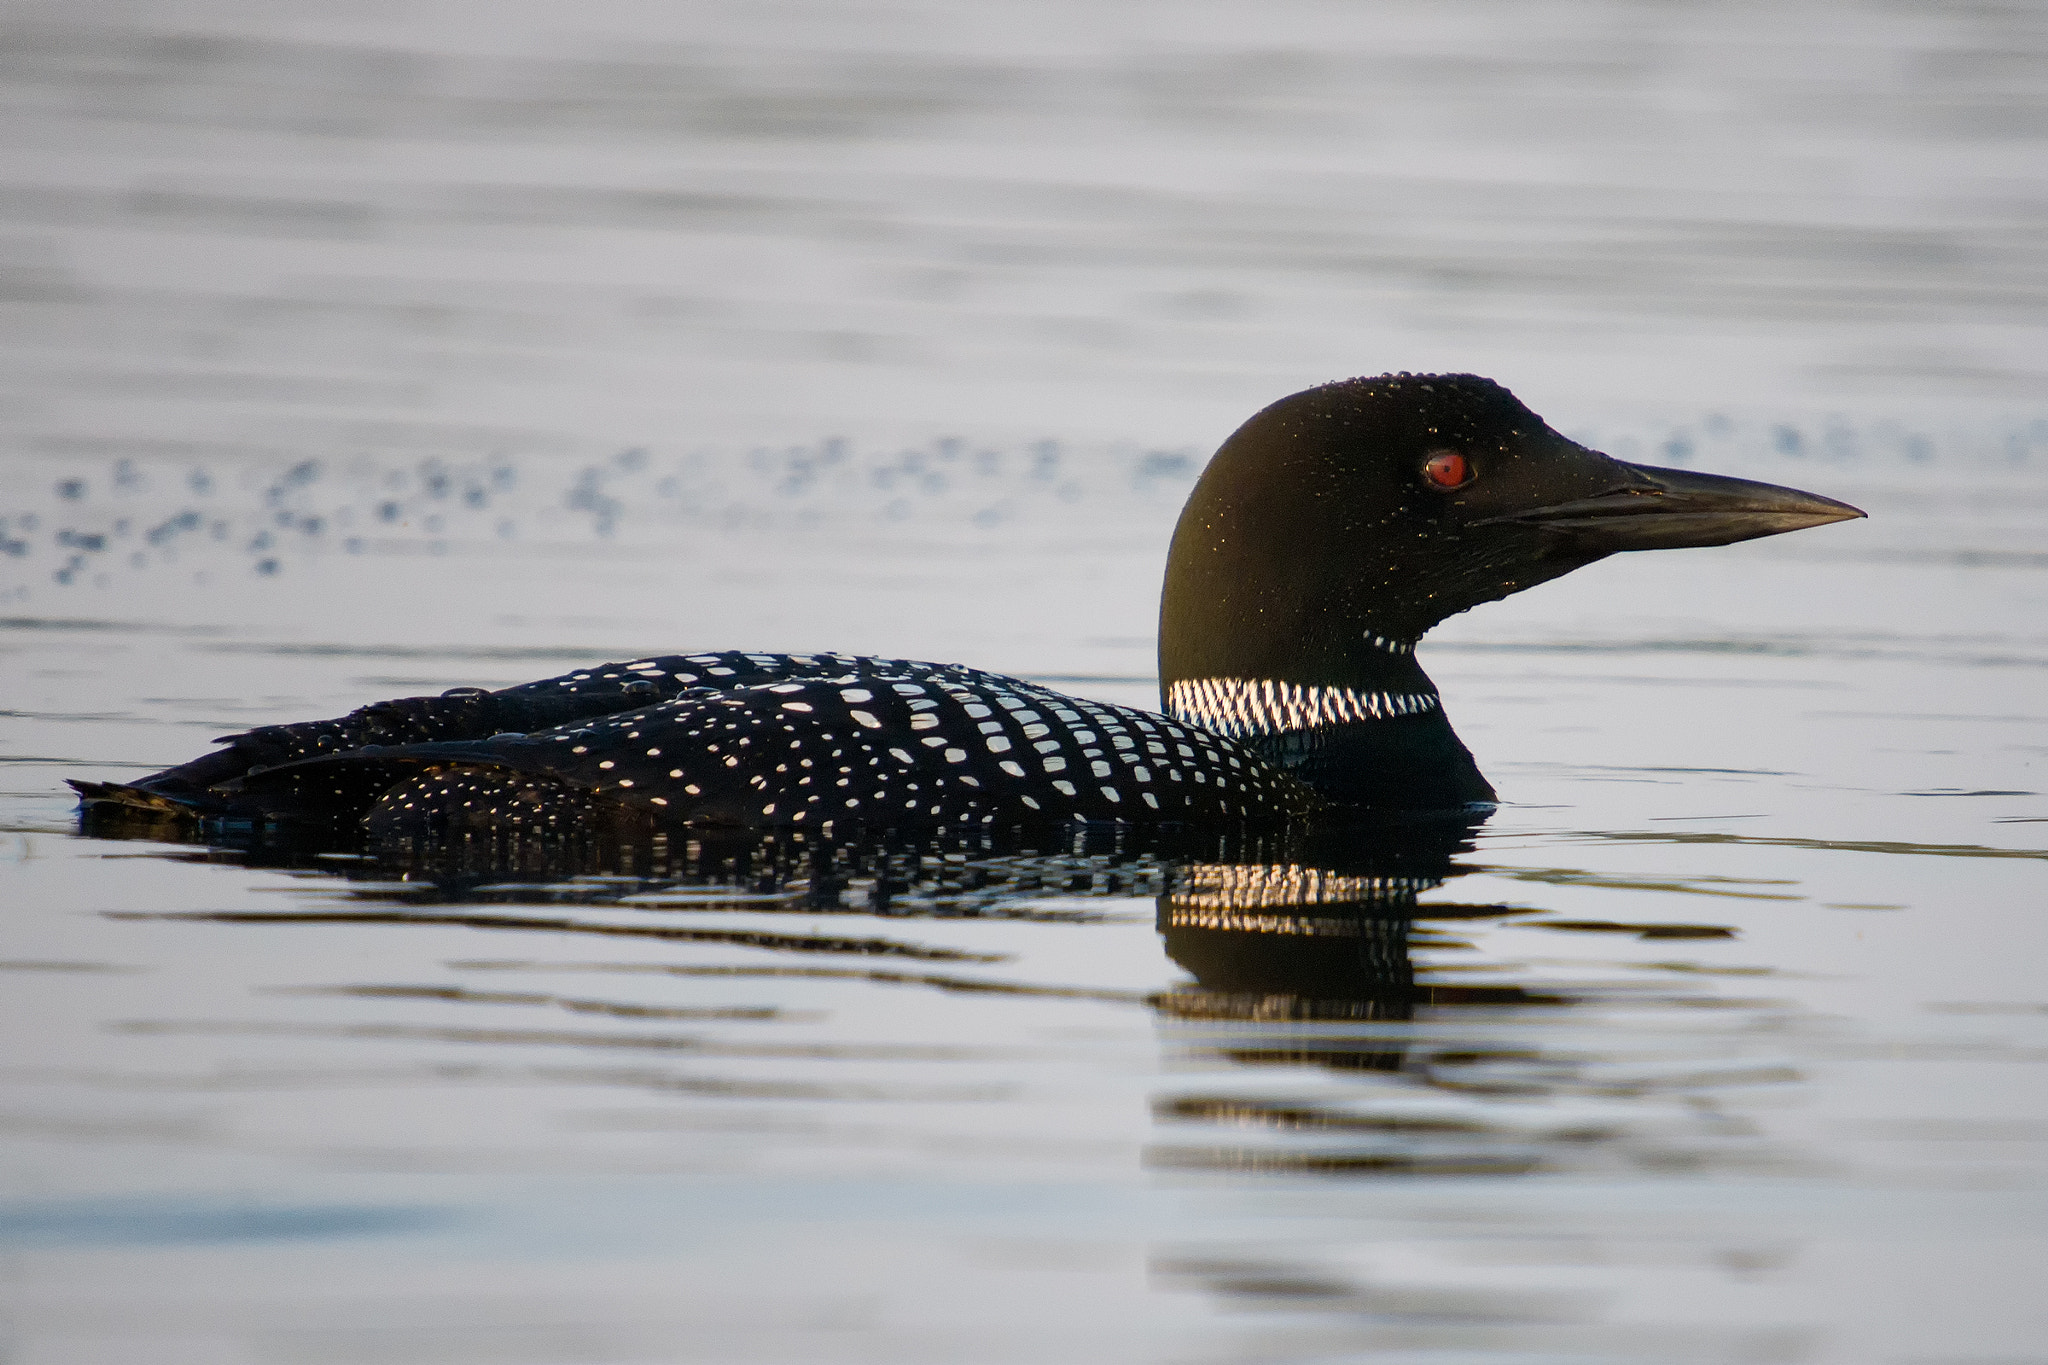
[1167,676,1440,740]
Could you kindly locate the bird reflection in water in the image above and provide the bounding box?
[83,798,1497,1043]
[1154,816,1507,1066]
[85,792,1794,1190]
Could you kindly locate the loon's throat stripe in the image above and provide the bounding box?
[1167,677,1440,738]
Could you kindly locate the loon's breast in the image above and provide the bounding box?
[212,652,1324,834]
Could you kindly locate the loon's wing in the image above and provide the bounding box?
[209,672,1321,833]
[70,683,648,817]
[69,650,926,817]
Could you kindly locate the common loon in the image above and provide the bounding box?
[72,374,1862,836]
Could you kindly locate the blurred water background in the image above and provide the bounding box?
[3,1,2047,1362]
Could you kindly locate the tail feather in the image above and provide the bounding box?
[67,778,201,814]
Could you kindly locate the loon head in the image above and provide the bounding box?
[1159,373,1863,807]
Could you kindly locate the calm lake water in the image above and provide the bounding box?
[3,2,2047,1362]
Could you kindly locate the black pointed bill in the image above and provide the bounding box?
[1474,462,1865,551]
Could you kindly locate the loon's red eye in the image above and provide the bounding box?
[1422,449,1473,490]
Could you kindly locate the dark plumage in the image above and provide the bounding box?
[73,374,1862,836]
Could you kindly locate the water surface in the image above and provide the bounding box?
[3,2,2048,1362]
